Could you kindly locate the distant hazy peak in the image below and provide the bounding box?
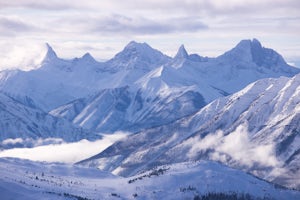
[219,38,296,71]
[123,41,152,51]
[174,44,188,60]
[115,41,159,59]
[43,43,58,63]
[235,38,262,48]
[126,40,143,46]
[251,38,262,47]
[81,52,96,62]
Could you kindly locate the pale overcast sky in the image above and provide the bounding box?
[0,0,299,69]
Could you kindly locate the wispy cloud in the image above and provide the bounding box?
[2,0,299,15]
[0,1,74,10]
[188,124,281,169]
[0,16,36,36]
[90,15,208,35]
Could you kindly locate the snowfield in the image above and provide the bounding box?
[0,158,299,200]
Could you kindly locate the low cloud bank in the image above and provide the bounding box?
[0,132,127,163]
[1,138,64,149]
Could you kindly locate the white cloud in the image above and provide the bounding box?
[0,133,127,163]
[0,41,47,70]
[89,15,208,35]
[2,138,24,145]
[188,124,281,169]
[215,125,279,168]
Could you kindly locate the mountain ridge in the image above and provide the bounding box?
[0,38,299,142]
[1,38,296,133]
[0,92,97,147]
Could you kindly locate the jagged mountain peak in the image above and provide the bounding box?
[43,43,58,63]
[218,38,297,71]
[234,38,264,58]
[232,38,261,53]
[174,44,188,60]
[71,52,97,65]
[251,38,262,47]
[81,52,96,62]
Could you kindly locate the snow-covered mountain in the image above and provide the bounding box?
[50,39,299,133]
[1,157,299,200]
[0,42,170,111]
[79,72,300,190]
[0,39,299,198]
[0,92,96,148]
[50,85,205,133]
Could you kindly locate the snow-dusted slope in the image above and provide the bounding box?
[0,92,95,147]
[1,158,299,200]
[51,39,299,133]
[79,73,300,189]
[50,85,205,132]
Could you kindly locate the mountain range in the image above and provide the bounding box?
[0,38,299,198]
[1,39,297,135]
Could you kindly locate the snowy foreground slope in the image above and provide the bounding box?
[79,73,300,190]
[0,158,299,200]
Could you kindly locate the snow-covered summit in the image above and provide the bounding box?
[104,41,170,71]
[71,52,99,67]
[218,38,297,73]
[218,39,262,63]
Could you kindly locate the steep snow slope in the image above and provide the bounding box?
[51,39,299,133]
[50,85,205,132]
[0,92,95,147]
[1,158,299,200]
[79,73,300,189]
[0,42,170,111]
